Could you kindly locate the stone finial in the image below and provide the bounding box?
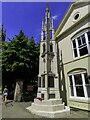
[46,3,49,12]
[42,16,44,21]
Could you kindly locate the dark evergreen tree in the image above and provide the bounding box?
[2,30,40,101]
[2,25,6,41]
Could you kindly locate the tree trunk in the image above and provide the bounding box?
[14,80,23,102]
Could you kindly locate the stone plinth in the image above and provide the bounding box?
[26,99,70,118]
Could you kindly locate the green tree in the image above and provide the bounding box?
[2,30,40,101]
[0,25,6,71]
[0,25,6,93]
[27,37,40,82]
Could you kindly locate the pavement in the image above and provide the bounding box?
[1,99,90,119]
[2,100,43,118]
[0,95,2,119]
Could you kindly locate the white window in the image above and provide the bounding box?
[72,30,90,58]
[68,72,90,99]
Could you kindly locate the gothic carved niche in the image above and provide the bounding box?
[43,58,46,62]
[50,43,53,52]
[43,43,45,53]
[48,76,54,88]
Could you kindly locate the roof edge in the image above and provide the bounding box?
[55,1,88,37]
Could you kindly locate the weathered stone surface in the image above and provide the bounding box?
[26,99,70,118]
[26,4,70,118]
[14,80,23,102]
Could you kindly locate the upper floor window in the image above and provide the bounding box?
[87,31,90,44]
[72,30,90,58]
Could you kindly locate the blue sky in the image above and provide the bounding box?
[2,2,71,42]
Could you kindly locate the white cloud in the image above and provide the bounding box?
[52,15,58,20]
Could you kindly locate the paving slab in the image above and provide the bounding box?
[0,95,2,120]
[2,100,90,119]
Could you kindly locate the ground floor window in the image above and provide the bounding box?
[68,72,90,99]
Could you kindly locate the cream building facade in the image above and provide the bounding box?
[55,1,90,111]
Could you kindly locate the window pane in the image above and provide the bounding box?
[87,31,90,42]
[79,46,88,56]
[77,37,82,46]
[81,34,86,44]
[70,86,74,96]
[76,86,85,97]
[74,74,82,85]
[86,85,90,97]
[84,73,89,84]
[74,49,78,57]
[69,76,73,85]
[72,40,76,48]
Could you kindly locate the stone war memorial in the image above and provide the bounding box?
[26,4,70,118]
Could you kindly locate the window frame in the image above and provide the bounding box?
[72,29,90,59]
[68,71,90,100]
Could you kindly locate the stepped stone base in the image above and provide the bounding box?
[26,99,70,118]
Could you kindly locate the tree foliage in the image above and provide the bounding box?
[0,25,6,71]
[2,30,40,83]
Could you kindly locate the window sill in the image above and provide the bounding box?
[73,54,90,61]
[69,97,90,103]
